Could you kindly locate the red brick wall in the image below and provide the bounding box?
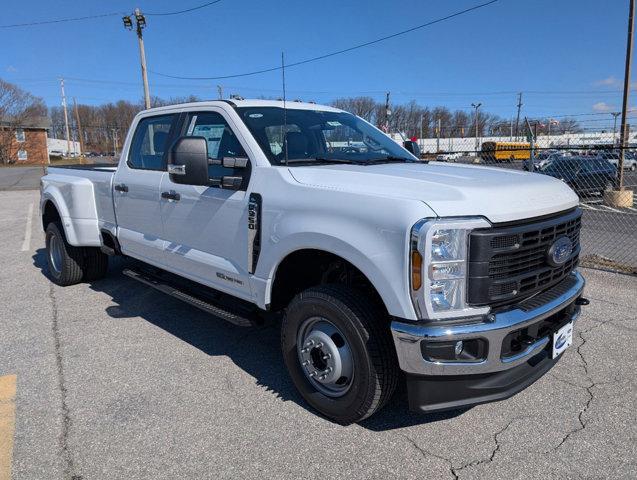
[2,128,49,165]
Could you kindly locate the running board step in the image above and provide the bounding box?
[123,268,260,327]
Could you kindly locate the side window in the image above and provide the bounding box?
[184,112,248,178]
[128,114,175,170]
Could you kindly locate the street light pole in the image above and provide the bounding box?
[123,9,151,109]
[611,112,621,146]
[471,102,482,152]
[59,78,72,157]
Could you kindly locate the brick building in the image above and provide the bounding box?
[0,117,51,165]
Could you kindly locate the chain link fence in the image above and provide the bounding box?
[411,131,636,274]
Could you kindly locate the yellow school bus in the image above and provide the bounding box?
[480,142,531,162]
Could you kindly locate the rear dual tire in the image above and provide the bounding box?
[281,285,398,424]
[45,222,109,286]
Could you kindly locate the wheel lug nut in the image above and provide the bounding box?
[309,371,317,377]
[302,360,309,366]
[305,340,315,347]
[325,367,333,373]
[322,353,331,360]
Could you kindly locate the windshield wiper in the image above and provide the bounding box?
[365,156,415,164]
[284,157,360,165]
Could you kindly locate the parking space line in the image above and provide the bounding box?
[599,205,623,213]
[0,375,17,480]
[20,203,33,252]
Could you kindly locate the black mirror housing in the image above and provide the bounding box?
[167,136,210,186]
[403,140,421,158]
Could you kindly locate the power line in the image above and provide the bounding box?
[145,0,223,16]
[150,0,499,80]
[0,1,223,28]
[0,11,122,29]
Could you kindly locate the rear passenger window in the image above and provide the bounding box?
[184,112,247,179]
[128,115,175,170]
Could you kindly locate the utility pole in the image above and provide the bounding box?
[514,92,523,140]
[217,85,224,100]
[123,9,151,109]
[72,98,84,161]
[618,0,635,190]
[59,78,72,157]
[471,102,482,152]
[436,117,441,151]
[111,128,119,158]
[384,92,391,133]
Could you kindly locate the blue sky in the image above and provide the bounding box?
[1,0,634,128]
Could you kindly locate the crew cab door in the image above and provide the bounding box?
[113,113,177,265]
[159,109,253,300]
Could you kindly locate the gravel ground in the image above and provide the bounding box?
[0,189,635,480]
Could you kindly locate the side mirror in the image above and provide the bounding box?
[167,136,210,186]
[403,140,421,158]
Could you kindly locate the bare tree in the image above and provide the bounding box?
[0,79,46,164]
[331,96,378,123]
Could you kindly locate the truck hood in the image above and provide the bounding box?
[288,162,579,223]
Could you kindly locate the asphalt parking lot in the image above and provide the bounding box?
[1,189,636,480]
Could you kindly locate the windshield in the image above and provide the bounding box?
[236,107,416,165]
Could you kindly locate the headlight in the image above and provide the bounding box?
[410,218,491,320]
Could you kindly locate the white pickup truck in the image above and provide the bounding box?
[40,99,588,424]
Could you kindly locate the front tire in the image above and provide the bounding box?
[281,285,398,424]
[45,222,85,286]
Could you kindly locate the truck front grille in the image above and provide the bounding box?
[467,208,581,307]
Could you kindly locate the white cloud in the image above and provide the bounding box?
[592,102,615,113]
[593,75,637,89]
[5,65,17,73]
[594,76,620,88]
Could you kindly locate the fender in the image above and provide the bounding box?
[255,231,419,321]
[40,174,101,247]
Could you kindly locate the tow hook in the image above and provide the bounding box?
[575,297,590,306]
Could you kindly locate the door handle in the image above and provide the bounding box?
[161,191,181,201]
[114,183,128,192]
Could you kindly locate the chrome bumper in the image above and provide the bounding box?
[391,271,585,376]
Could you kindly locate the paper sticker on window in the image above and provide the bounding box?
[186,115,198,135]
[327,121,342,127]
[249,113,263,118]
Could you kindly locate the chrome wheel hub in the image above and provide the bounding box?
[49,233,63,276]
[297,317,354,397]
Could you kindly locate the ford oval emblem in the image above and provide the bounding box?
[555,333,567,350]
[547,236,573,267]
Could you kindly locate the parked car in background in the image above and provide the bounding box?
[530,151,561,171]
[435,152,462,162]
[604,151,637,171]
[539,156,616,195]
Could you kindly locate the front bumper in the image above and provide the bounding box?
[390,271,585,411]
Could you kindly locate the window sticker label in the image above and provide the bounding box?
[326,121,342,127]
[186,115,198,135]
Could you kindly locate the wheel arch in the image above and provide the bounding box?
[267,245,405,318]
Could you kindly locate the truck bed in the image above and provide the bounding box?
[46,163,118,172]
[41,165,117,246]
